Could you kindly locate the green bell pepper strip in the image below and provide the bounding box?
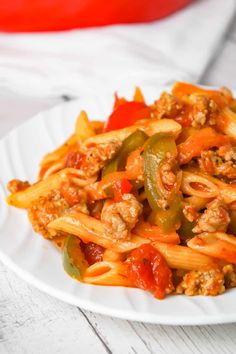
[143,132,181,232]
[155,194,182,232]
[63,235,88,280]
[178,215,195,242]
[102,129,148,177]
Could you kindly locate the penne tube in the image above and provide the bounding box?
[181,171,219,199]
[172,82,231,108]
[152,241,217,270]
[216,179,236,204]
[201,173,236,204]
[187,232,236,264]
[177,128,229,165]
[75,111,95,144]
[39,160,65,180]
[133,221,180,244]
[217,107,236,140]
[181,171,236,204]
[184,195,213,211]
[82,119,181,148]
[135,118,182,138]
[103,249,126,262]
[40,134,77,166]
[48,211,149,253]
[133,86,145,103]
[7,168,94,208]
[83,261,132,286]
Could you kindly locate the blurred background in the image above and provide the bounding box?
[1,1,236,353]
[0,2,236,256]
[0,0,192,31]
[0,0,235,137]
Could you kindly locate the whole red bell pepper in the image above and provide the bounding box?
[0,0,192,32]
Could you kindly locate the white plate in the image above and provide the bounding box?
[1,87,236,326]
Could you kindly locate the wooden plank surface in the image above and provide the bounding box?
[1,11,236,354]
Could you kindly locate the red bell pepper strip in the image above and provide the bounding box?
[104,101,152,132]
[112,179,133,202]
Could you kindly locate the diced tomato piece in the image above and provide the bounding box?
[82,242,104,265]
[104,101,152,132]
[112,179,132,202]
[127,244,173,299]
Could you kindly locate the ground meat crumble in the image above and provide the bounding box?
[66,142,120,177]
[151,92,183,119]
[176,268,225,296]
[176,264,236,296]
[101,193,143,241]
[182,203,199,222]
[28,184,88,239]
[192,198,230,233]
[198,145,236,179]
[28,189,70,239]
[190,95,219,128]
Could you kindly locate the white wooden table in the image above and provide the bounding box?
[1,17,236,354]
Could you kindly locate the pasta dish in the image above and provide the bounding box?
[7,82,236,299]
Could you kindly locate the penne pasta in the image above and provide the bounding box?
[48,211,149,253]
[188,232,236,264]
[182,171,236,204]
[184,195,213,210]
[103,249,126,262]
[75,111,95,144]
[7,168,94,208]
[40,160,65,180]
[133,86,145,103]
[83,261,132,286]
[181,171,219,199]
[82,119,181,148]
[133,221,180,244]
[217,107,236,140]
[40,134,77,166]
[152,242,217,270]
